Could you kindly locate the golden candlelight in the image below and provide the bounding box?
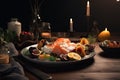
[41,32,51,38]
[86,1,90,16]
[70,18,73,32]
[116,0,120,2]
[98,28,111,41]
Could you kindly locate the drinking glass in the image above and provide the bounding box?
[40,22,51,41]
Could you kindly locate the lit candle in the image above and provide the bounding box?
[70,18,73,32]
[98,28,111,41]
[116,0,120,2]
[86,1,90,16]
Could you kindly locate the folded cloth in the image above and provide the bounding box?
[0,43,29,80]
[0,58,29,80]
[6,42,19,56]
[1,73,29,80]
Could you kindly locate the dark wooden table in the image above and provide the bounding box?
[48,45,120,80]
[17,32,120,80]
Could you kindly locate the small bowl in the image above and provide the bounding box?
[99,40,120,53]
[99,45,120,53]
[99,44,120,58]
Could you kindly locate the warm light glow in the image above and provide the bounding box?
[86,1,90,16]
[116,0,120,2]
[41,32,51,38]
[98,28,110,41]
[87,1,90,7]
[70,18,73,23]
[70,18,73,32]
[105,28,107,31]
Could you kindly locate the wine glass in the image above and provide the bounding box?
[40,22,51,41]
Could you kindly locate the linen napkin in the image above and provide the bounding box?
[0,43,29,80]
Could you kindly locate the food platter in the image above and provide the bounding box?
[99,40,120,53]
[20,44,95,68]
[98,40,120,58]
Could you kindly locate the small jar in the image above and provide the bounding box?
[8,18,22,37]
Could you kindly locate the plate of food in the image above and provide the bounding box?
[99,40,120,53]
[21,38,96,68]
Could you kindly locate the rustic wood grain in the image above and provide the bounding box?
[19,32,120,80]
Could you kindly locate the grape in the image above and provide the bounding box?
[85,45,95,53]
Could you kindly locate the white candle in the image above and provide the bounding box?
[70,18,73,32]
[86,1,90,16]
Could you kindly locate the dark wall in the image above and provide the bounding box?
[0,0,120,32]
[40,0,86,32]
[92,0,120,32]
[0,0,31,30]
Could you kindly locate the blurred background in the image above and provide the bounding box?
[0,0,120,32]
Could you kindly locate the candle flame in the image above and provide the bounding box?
[70,18,73,23]
[116,0,120,2]
[105,28,108,31]
[70,18,73,32]
[87,1,90,7]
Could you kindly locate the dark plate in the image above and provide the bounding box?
[99,45,120,53]
[20,44,95,68]
[99,45,120,58]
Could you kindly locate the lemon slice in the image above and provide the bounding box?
[68,52,81,60]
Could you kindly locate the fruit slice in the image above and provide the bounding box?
[75,46,86,57]
[80,38,89,45]
[67,52,81,60]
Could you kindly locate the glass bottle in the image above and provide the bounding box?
[88,21,100,43]
[88,21,99,37]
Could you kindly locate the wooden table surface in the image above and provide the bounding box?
[17,32,120,80]
[48,45,120,80]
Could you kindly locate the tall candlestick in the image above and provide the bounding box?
[86,1,90,16]
[70,18,73,32]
